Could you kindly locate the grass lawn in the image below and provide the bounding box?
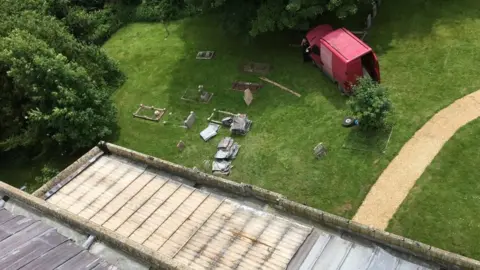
[103,19,373,218]
[102,0,480,219]
[388,119,480,260]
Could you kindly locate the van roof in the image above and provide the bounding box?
[321,28,372,61]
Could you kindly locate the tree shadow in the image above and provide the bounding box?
[365,0,480,55]
[342,126,394,154]
[163,15,348,118]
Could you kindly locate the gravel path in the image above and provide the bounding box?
[353,90,480,229]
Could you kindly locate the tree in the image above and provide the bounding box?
[0,3,122,154]
[347,77,392,130]
[0,30,117,151]
[186,0,368,35]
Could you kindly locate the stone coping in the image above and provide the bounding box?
[33,141,480,269]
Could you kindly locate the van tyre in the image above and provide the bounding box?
[342,117,356,127]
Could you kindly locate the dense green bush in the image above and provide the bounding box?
[347,77,393,130]
[64,6,124,44]
[135,0,185,22]
[0,1,122,154]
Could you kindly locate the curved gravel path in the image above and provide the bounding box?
[353,90,480,229]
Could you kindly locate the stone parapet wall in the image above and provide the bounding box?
[104,142,479,269]
[32,146,103,198]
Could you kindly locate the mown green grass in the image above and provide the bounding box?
[102,0,480,218]
[388,119,480,260]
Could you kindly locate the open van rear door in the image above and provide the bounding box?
[372,52,381,82]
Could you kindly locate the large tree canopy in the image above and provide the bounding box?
[0,0,122,153]
[187,0,367,35]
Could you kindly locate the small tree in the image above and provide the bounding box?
[347,77,392,130]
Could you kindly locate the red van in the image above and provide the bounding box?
[305,25,380,94]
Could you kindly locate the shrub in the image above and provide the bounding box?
[64,6,127,44]
[28,166,59,193]
[347,77,393,130]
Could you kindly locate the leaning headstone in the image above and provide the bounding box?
[184,111,196,129]
[313,143,327,159]
[244,89,253,106]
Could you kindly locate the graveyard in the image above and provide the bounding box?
[100,0,480,260]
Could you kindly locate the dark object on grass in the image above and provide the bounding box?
[342,117,359,128]
[196,51,215,60]
[313,143,327,159]
[221,117,233,127]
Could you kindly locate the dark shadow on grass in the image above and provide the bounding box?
[342,126,393,154]
[0,148,78,188]
[164,15,347,115]
[366,0,480,55]
[106,122,122,143]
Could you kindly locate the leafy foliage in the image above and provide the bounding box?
[28,166,60,193]
[135,0,186,22]
[0,1,122,154]
[186,0,369,35]
[347,77,392,130]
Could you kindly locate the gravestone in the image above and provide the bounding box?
[244,89,253,106]
[183,111,196,129]
[313,143,327,159]
[196,51,215,60]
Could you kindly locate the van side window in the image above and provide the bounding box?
[312,45,320,55]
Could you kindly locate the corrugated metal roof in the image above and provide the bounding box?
[322,28,371,61]
[293,231,434,270]
[46,155,312,270]
[0,207,118,270]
